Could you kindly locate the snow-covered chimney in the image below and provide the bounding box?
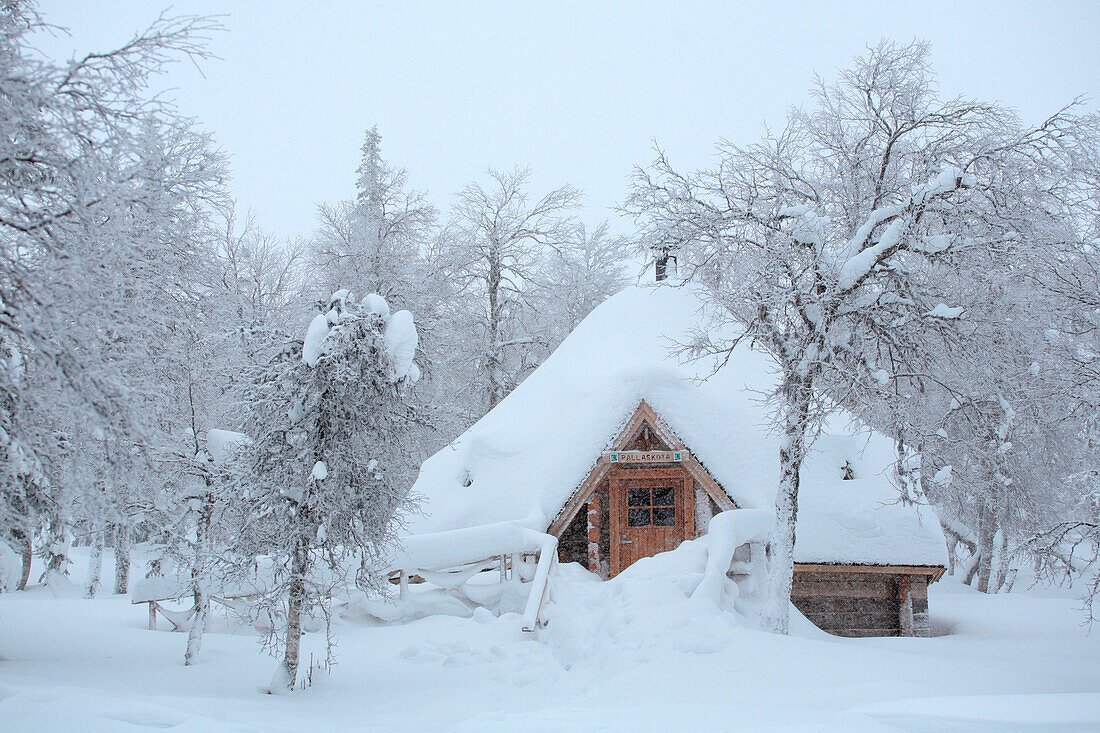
[655,254,676,282]
[653,243,678,283]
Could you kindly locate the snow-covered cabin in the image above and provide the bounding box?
[409,283,946,637]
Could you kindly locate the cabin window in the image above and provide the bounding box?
[627,485,677,527]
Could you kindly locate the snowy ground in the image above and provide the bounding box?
[2,550,1099,732]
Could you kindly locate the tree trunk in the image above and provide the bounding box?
[185,583,209,666]
[486,251,504,409]
[992,528,1010,593]
[962,549,981,586]
[280,534,311,690]
[763,369,811,635]
[945,532,957,576]
[185,492,215,666]
[975,502,995,593]
[895,428,921,502]
[86,530,104,598]
[43,524,70,586]
[16,531,32,591]
[114,523,131,594]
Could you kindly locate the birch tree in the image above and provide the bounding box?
[0,3,227,580]
[626,40,1098,631]
[539,221,632,337]
[447,167,581,408]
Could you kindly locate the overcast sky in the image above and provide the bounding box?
[34,1,1100,241]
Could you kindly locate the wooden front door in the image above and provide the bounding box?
[609,468,693,576]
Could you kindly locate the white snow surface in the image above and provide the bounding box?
[925,303,965,319]
[360,292,390,319]
[302,293,418,381]
[3,547,1100,731]
[409,284,945,566]
[385,516,551,573]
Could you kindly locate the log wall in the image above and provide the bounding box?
[557,505,587,566]
[556,480,611,579]
[791,569,930,637]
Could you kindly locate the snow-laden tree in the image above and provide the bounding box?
[215,203,307,337]
[224,290,420,690]
[306,125,473,464]
[310,127,436,307]
[625,40,1099,632]
[538,221,632,338]
[912,254,1085,591]
[824,77,1100,595]
[1009,133,1100,615]
[0,3,228,585]
[132,194,311,664]
[445,167,581,409]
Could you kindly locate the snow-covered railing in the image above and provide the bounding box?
[692,509,773,608]
[386,520,558,632]
[131,575,265,631]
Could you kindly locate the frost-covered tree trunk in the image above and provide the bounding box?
[993,528,1010,593]
[184,489,215,666]
[113,524,131,594]
[975,501,996,593]
[763,369,812,634]
[42,523,71,590]
[486,247,506,408]
[280,533,312,690]
[185,580,208,665]
[18,547,31,590]
[86,530,104,598]
[15,528,31,591]
[895,429,926,504]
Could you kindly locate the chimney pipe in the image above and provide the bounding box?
[655,254,677,282]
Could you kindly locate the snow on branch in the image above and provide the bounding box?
[837,166,972,294]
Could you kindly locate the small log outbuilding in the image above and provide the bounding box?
[408,284,946,637]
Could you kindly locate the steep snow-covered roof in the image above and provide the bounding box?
[409,284,945,566]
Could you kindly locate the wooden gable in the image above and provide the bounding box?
[547,400,735,538]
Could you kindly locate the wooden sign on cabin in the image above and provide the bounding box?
[606,450,684,463]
